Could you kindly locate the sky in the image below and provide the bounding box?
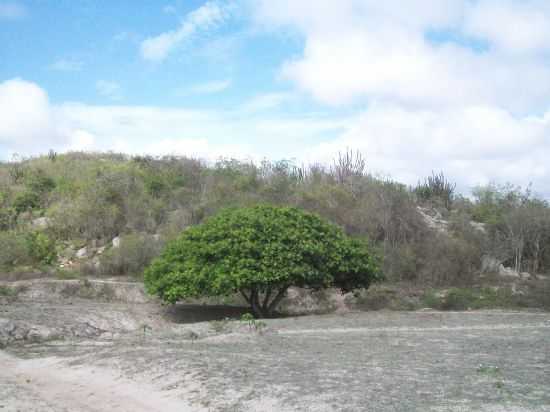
[1,0,550,196]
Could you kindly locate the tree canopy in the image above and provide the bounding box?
[144,204,381,317]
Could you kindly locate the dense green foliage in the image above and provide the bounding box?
[144,205,381,317]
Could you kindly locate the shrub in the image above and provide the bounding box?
[23,231,56,265]
[0,232,27,268]
[13,191,41,214]
[415,171,456,209]
[0,230,55,267]
[145,205,382,318]
[422,287,518,310]
[98,233,163,277]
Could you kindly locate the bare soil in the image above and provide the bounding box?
[1,279,549,411]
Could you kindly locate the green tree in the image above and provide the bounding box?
[144,205,381,317]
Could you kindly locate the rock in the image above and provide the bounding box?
[182,330,199,340]
[153,234,162,242]
[26,325,61,343]
[97,246,106,255]
[416,207,448,233]
[470,221,487,234]
[0,319,17,348]
[481,256,501,274]
[520,272,532,280]
[60,247,76,259]
[498,265,520,278]
[32,217,51,229]
[70,322,105,338]
[76,247,88,259]
[112,236,121,248]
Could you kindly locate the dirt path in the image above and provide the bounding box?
[0,351,201,412]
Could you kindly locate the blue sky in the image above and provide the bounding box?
[1,0,550,196]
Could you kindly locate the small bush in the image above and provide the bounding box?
[422,287,518,310]
[98,233,163,277]
[0,232,27,268]
[23,231,56,265]
[13,191,41,214]
[0,230,56,269]
[0,285,17,297]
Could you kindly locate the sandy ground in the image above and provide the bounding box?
[0,351,194,412]
[1,283,550,411]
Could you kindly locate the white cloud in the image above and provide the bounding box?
[95,80,122,101]
[0,79,63,155]
[48,58,83,72]
[253,0,550,112]
[0,2,26,19]
[140,1,233,62]
[189,79,232,94]
[464,0,550,54]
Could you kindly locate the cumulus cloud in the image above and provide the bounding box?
[253,0,550,112]
[464,0,550,54]
[0,79,64,155]
[140,1,233,62]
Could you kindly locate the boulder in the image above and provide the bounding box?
[520,272,532,280]
[498,265,520,278]
[76,247,88,259]
[481,256,501,274]
[32,217,51,229]
[470,221,487,234]
[0,319,17,348]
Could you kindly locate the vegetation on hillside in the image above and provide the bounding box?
[0,150,549,296]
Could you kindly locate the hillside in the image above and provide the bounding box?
[0,150,549,310]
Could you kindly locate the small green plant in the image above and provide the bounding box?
[240,313,255,328]
[140,323,152,340]
[55,268,81,280]
[0,285,17,297]
[240,313,267,333]
[24,231,56,265]
[421,288,519,311]
[477,364,501,376]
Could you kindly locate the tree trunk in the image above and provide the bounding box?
[241,285,289,318]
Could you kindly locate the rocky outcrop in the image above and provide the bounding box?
[416,207,448,233]
[0,319,63,348]
[31,217,51,229]
[112,236,121,248]
[0,312,109,348]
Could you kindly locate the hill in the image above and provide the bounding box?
[0,150,549,310]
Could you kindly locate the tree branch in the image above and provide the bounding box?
[239,289,251,305]
[262,286,273,310]
[267,285,289,314]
